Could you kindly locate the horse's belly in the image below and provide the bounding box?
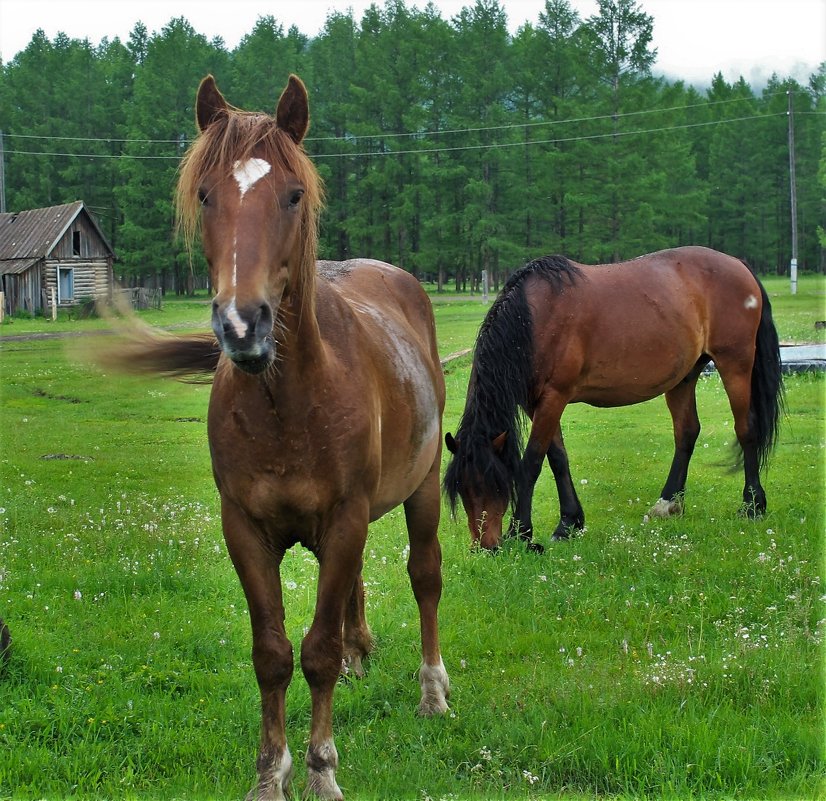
[575,357,696,406]
[369,430,440,521]
[576,384,667,407]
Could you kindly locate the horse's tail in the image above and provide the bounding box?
[94,328,221,381]
[749,272,785,469]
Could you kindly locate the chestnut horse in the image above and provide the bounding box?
[121,76,449,800]
[444,248,783,551]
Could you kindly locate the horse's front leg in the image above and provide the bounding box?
[302,504,369,801]
[221,497,294,801]
[403,454,450,716]
[546,427,585,540]
[508,392,571,550]
[508,439,546,551]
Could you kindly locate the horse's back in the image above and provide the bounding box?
[317,258,441,365]
[568,246,761,335]
[577,246,755,291]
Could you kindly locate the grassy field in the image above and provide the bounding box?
[0,273,823,800]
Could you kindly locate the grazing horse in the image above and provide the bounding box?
[444,248,784,551]
[119,75,449,800]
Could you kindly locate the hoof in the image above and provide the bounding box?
[306,741,342,801]
[647,497,683,519]
[738,502,766,519]
[245,745,293,801]
[526,541,545,554]
[551,520,583,541]
[304,768,343,801]
[418,658,450,716]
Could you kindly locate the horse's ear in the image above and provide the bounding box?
[276,74,310,144]
[196,75,228,132]
[491,432,507,453]
[445,432,457,454]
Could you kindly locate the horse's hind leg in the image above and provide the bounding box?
[716,360,766,515]
[342,571,372,678]
[404,458,450,716]
[221,498,294,801]
[650,371,704,518]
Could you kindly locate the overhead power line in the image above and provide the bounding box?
[3,90,794,147]
[315,113,790,158]
[3,112,793,162]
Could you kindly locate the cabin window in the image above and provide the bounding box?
[58,267,74,303]
[72,230,81,256]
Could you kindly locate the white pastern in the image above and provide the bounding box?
[232,157,271,199]
[647,497,683,519]
[253,744,293,801]
[418,657,450,716]
[225,298,248,339]
[306,739,342,801]
[744,294,758,310]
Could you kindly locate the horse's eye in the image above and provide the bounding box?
[288,189,304,209]
[198,188,209,206]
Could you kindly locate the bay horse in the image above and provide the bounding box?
[119,75,449,800]
[444,248,783,551]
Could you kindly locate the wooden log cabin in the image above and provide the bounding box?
[0,201,115,316]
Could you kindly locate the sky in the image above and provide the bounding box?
[0,0,823,87]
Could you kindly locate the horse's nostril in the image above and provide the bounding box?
[254,303,273,339]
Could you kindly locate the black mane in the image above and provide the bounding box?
[443,255,582,512]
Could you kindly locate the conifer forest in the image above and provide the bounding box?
[1,0,824,292]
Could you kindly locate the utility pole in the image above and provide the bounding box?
[787,91,798,295]
[0,129,6,213]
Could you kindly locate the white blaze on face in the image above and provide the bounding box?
[225,298,248,339]
[744,294,759,310]
[232,158,271,199]
[224,157,271,310]
[232,235,237,288]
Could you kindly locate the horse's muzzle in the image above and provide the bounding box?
[212,299,275,374]
[466,507,505,551]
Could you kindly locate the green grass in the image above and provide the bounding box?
[0,274,823,800]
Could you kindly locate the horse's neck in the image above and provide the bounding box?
[270,279,326,382]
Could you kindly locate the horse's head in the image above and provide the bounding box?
[444,430,511,550]
[178,75,322,374]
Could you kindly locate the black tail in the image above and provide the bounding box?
[750,276,785,469]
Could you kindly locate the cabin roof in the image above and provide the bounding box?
[0,201,114,262]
